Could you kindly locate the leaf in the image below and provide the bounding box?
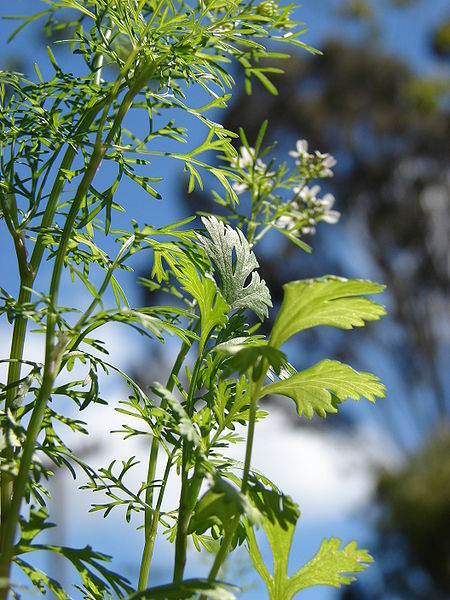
[15,508,133,598]
[270,276,385,349]
[126,579,239,600]
[214,340,287,381]
[175,258,229,350]
[245,489,300,598]
[17,506,55,544]
[152,382,202,447]
[14,558,67,599]
[197,216,272,320]
[246,488,372,600]
[259,359,385,418]
[289,538,373,592]
[189,475,262,536]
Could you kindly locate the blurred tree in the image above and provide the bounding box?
[373,426,450,598]
[432,19,450,59]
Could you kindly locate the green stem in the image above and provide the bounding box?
[207,519,238,583]
[138,450,174,591]
[0,61,158,591]
[172,354,204,584]
[173,469,203,584]
[205,362,268,583]
[0,94,110,555]
[137,324,196,591]
[0,141,107,590]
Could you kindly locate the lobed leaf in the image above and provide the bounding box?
[126,578,239,600]
[174,258,229,351]
[289,537,373,592]
[270,276,386,349]
[197,216,272,320]
[259,359,386,418]
[214,340,287,381]
[246,487,372,600]
[189,475,262,536]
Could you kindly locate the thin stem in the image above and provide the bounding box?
[0,59,158,590]
[138,449,175,591]
[94,25,113,86]
[138,314,199,590]
[206,518,239,582]
[172,354,204,584]
[240,379,260,495]
[204,362,268,584]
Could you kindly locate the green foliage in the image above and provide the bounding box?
[270,277,386,349]
[0,1,386,598]
[260,359,385,418]
[197,216,272,320]
[126,579,239,600]
[246,488,373,599]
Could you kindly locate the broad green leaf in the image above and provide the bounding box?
[288,538,373,592]
[125,579,239,600]
[270,276,385,349]
[246,488,372,600]
[197,216,272,320]
[259,359,385,418]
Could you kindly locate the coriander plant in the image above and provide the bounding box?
[0,1,386,598]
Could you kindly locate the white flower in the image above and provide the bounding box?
[320,193,340,224]
[289,139,310,161]
[232,180,248,195]
[276,214,296,229]
[233,146,255,169]
[315,151,336,168]
[297,184,321,204]
[320,193,334,208]
[315,150,336,177]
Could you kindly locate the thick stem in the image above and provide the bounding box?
[173,471,203,584]
[0,325,59,584]
[0,141,107,589]
[0,95,109,558]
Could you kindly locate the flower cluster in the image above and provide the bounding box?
[256,0,279,17]
[276,184,340,236]
[231,146,274,196]
[226,137,339,241]
[289,139,336,178]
